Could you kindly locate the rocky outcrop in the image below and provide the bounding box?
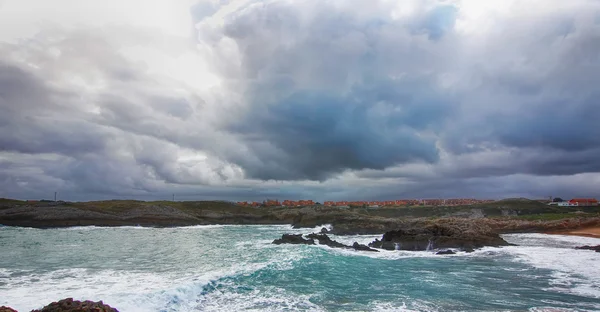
[368,222,511,251]
[306,233,347,248]
[436,250,456,255]
[0,306,17,312]
[273,233,378,252]
[31,298,118,312]
[272,234,315,245]
[575,245,600,252]
[352,242,378,252]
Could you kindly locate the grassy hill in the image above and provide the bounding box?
[2,197,600,228]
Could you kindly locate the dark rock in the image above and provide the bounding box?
[575,245,600,252]
[274,233,379,252]
[436,250,456,255]
[0,306,17,312]
[327,220,399,235]
[272,234,315,245]
[306,233,347,248]
[352,242,379,252]
[368,222,510,251]
[31,298,118,312]
[320,227,329,234]
[461,247,475,253]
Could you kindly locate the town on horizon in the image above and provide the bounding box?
[237,197,600,208]
[12,196,600,208]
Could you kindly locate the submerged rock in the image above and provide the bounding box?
[575,245,600,252]
[31,298,118,312]
[368,222,511,251]
[272,234,315,245]
[436,250,456,255]
[461,247,475,253]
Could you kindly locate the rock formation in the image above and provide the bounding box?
[0,306,17,312]
[368,222,511,251]
[306,233,348,248]
[272,233,378,252]
[575,245,600,252]
[352,242,378,252]
[30,298,118,312]
[272,234,315,245]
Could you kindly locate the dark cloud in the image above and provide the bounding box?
[212,1,459,180]
[0,62,111,156]
[2,0,600,201]
[228,83,450,180]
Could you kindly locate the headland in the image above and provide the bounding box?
[2,197,600,237]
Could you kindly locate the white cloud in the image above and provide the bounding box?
[1,0,600,201]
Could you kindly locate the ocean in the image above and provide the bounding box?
[1,225,599,312]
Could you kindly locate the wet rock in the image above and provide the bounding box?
[272,234,315,245]
[575,245,600,252]
[306,233,347,248]
[368,222,510,251]
[436,250,456,255]
[31,298,118,312]
[320,227,329,234]
[274,233,379,252]
[352,242,379,252]
[0,306,17,312]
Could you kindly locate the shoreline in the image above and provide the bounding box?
[546,226,600,238]
[2,199,600,236]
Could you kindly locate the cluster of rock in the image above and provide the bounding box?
[575,245,600,252]
[272,233,378,252]
[275,220,512,255]
[1,298,118,312]
[31,298,118,312]
[367,222,511,252]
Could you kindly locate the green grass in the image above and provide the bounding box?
[3,197,600,221]
[511,212,600,221]
[0,198,27,208]
[67,200,267,216]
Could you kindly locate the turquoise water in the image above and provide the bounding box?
[1,225,600,311]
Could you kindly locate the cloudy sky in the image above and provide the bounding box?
[1,0,600,202]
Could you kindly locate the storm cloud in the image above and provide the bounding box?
[1,0,600,201]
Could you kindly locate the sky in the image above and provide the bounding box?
[1,0,600,202]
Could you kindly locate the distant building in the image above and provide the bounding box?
[569,198,599,206]
[557,202,577,207]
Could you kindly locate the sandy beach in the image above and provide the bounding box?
[548,226,600,238]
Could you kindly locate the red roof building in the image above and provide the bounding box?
[569,198,599,206]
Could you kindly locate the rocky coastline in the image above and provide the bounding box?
[274,220,512,253]
[2,199,600,242]
[2,198,600,234]
[2,198,600,310]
